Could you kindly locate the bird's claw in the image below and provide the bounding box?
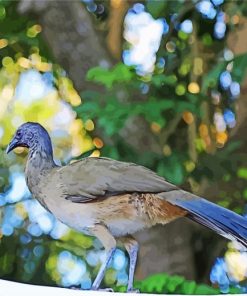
[92,288,114,292]
[70,286,81,290]
[70,286,114,292]
[127,288,140,293]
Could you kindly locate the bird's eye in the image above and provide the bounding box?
[16,131,22,138]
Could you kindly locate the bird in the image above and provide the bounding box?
[6,122,247,292]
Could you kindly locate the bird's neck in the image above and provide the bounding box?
[27,142,57,172]
[25,143,57,194]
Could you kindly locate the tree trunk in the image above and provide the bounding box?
[18,0,114,92]
[135,220,196,280]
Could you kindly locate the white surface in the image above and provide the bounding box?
[0,279,245,296]
[0,279,146,296]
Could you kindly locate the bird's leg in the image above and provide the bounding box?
[120,236,139,293]
[89,224,116,291]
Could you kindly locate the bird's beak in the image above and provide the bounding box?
[6,137,19,154]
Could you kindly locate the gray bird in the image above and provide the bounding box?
[6,122,247,292]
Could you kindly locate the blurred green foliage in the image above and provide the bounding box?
[75,1,247,214]
[116,273,241,294]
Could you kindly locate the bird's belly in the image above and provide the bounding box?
[37,193,150,237]
[36,195,97,234]
[106,218,148,237]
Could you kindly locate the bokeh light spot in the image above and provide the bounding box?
[0,38,8,49]
[180,19,193,34]
[175,84,186,96]
[223,109,236,128]
[183,111,194,124]
[229,82,240,98]
[219,71,232,90]
[188,82,200,94]
[151,122,161,134]
[85,119,94,131]
[93,137,104,149]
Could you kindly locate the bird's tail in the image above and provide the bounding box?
[162,189,247,248]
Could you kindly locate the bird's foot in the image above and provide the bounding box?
[127,288,140,293]
[92,288,114,292]
[70,286,114,292]
[70,286,81,290]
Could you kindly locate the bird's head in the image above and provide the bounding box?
[6,122,52,154]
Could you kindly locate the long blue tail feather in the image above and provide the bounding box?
[162,190,247,248]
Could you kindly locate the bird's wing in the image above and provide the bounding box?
[56,157,178,203]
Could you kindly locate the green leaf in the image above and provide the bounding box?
[175,101,197,113]
[152,74,177,87]
[229,286,244,294]
[86,64,133,88]
[158,155,185,185]
[86,66,113,88]
[243,189,247,200]
[180,280,197,294]
[237,167,247,180]
[113,63,133,81]
[201,62,226,94]
[146,0,166,18]
[141,99,174,125]
[231,53,247,83]
[138,273,168,293]
[218,200,230,208]
[195,284,219,295]
[115,286,126,292]
[81,90,101,100]
[133,272,242,294]
[166,275,185,293]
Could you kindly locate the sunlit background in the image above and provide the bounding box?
[0,0,247,294]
